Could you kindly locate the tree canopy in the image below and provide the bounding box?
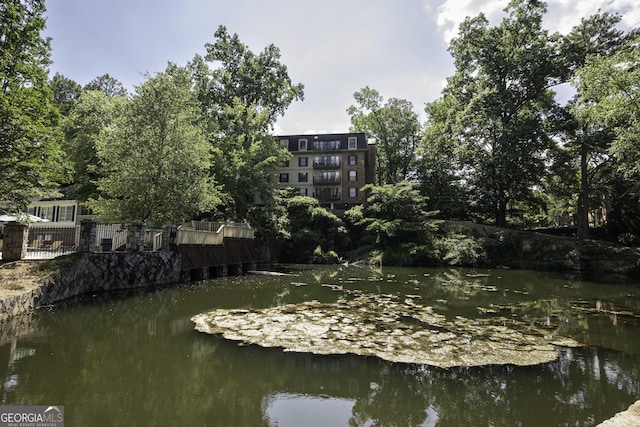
[442,0,561,227]
[347,87,420,185]
[189,26,304,220]
[0,0,64,212]
[89,66,220,227]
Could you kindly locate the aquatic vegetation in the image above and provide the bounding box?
[192,289,580,368]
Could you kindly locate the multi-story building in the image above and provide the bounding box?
[275,132,376,210]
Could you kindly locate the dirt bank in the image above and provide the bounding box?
[0,261,53,299]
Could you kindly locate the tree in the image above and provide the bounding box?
[444,0,561,227]
[90,66,220,227]
[345,182,438,265]
[84,73,128,98]
[574,36,640,179]
[190,26,304,220]
[62,90,124,201]
[573,35,640,240]
[557,12,629,239]
[347,87,420,185]
[281,193,345,263]
[0,0,64,212]
[50,73,82,113]
[418,96,468,219]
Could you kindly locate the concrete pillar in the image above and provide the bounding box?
[2,222,28,261]
[127,222,145,252]
[79,219,97,253]
[161,224,178,251]
[216,265,228,277]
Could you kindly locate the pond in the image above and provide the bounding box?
[1,265,639,426]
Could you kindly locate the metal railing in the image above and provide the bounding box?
[26,224,80,259]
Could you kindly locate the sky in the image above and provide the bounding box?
[43,0,640,135]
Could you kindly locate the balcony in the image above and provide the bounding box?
[315,189,341,201]
[313,175,341,185]
[313,157,341,169]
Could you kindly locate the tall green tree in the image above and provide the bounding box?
[50,72,82,114]
[62,90,124,201]
[190,26,304,220]
[573,35,640,239]
[0,0,64,212]
[418,96,468,219]
[557,12,629,239]
[347,87,420,185]
[90,66,220,226]
[444,0,561,227]
[84,73,128,98]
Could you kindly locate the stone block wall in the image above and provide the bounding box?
[0,251,181,323]
[36,252,182,306]
[2,223,28,261]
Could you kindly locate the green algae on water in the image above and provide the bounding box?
[192,289,580,368]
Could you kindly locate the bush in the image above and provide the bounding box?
[436,235,487,266]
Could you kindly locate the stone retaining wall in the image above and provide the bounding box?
[0,251,181,324]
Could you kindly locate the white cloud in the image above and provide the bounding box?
[431,0,640,44]
[431,0,508,43]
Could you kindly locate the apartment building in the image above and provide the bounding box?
[276,132,376,210]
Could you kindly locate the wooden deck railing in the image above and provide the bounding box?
[177,221,254,246]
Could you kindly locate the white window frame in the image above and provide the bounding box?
[58,205,75,222]
[348,170,357,182]
[349,187,358,198]
[298,138,308,151]
[348,137,357,150]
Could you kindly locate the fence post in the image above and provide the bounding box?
[162,224,178,251]
[79,219,98,253]
[127,222,145,252]
[2,222,28,261]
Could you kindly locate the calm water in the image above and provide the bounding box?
[1,265,640,426]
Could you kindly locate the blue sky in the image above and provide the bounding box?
[44,0,640,135]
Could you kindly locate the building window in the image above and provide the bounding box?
[313,140,341,151]
[299,188,308,196]
[299,138,308,151]
[279,173,289,183]
[298,157,308,167]
[283,160,290,167]
[348,154,357,166]
[348,170,357,182]
[58,205,75,222]
[348,137,357,149]
[280,139,289,149]
[39,206,54,221]
[298,172,308,183]
[349,187,358,198]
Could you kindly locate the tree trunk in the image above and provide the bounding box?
[577,142,590,240]
[496,194,507,228]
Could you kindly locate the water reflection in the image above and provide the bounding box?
[0,266,637,426]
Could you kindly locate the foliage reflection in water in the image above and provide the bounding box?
[0,265,638,426]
